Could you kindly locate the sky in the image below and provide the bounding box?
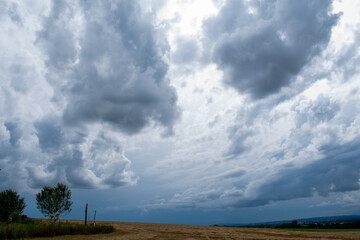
[1,0,360,226]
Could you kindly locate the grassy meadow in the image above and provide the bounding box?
[0,219,114,239]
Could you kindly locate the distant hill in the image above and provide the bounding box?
[217,215,360,227]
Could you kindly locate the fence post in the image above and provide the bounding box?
[93,210,97,226]
[85,203,88,226]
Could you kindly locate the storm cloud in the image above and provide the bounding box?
[37,0,179,135]
[204,0,339,99]
[0,0,178,191]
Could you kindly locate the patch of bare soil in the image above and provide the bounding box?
[31,220,360,240]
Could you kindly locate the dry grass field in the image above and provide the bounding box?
[31,220,360,240]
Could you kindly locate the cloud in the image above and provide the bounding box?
[227,126,253,157]
[150,72,360,209]
[3,113,139,190]
[0,0,178,191]
[225,96,280,157]
[34,116,64,152]
[292,94,340,128]
[223,83,360,208]
[171,36,199,64]
[1,0,360,221]
[204,0,339,99]
[6,2,22,25]
[37,0,179,135]
[208,115,220,128]
[234,136,360,208]
[223,169,246,179]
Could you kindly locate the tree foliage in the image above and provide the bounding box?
[36,183,72,219]
[0,189,26,222]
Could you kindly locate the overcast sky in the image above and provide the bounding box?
[1,0,360,225]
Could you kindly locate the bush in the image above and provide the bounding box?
[0,190,26,222]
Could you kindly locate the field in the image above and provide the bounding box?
[29,220,360,240]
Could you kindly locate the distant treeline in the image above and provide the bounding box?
[274,220,360,229]
[239,219,360,229]
[216,216,360,229]
[217,215,360,229]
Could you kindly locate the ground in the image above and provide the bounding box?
[31,220,360,240]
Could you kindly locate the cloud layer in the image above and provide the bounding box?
[144,0,360,211]
[0,0,179,191]
[1,0,360,221]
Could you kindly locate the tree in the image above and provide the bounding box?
[0,189,26,222]
[36,183,73,220]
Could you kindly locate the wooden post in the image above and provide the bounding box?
[85,203,88,226]
[93,210,96,226]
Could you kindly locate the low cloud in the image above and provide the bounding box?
[234,136,360,208]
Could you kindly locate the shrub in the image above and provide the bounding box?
[0,190,26,222]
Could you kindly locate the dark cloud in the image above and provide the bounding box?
[38,0,179,135]
[1,0,177,191]
[204,0,338,99]
[0,121,27,191]
[36,1,77,70]
[27,115,137,189]
[34,116,64,152]
[234,136,360,207]
[4,121,22,147]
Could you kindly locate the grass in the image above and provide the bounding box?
[281,228,360,232]
[0,219,114,239]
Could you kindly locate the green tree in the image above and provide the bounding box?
[36,183,73,220]
[0,189,26,222]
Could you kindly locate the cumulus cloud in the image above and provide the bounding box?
[37,0,179,135]
[204,0,339,99]
[0,0,178,191]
